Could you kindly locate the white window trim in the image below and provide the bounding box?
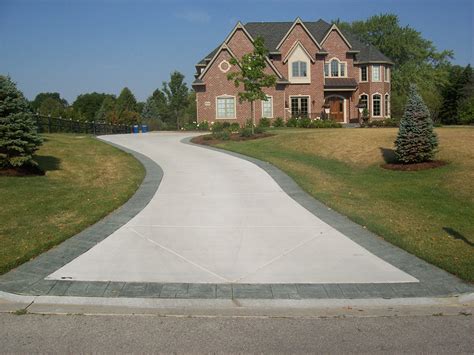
[384,93,390,117]
[372,65,381,82]
[215,95,236,120]
[371,92,382,118]
[360,66,368,82]
[325,57,348,78]
[289,95,311,115]
[384,66,390,83]
[261,95,274,118]
[325,95,347,123]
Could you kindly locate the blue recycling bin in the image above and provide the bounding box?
[141,124,148,133]
[132,125,139,134]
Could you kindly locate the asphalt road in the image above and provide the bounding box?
[1,312,472,353]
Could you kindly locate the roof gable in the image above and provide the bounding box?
[283,41,315,63]
[320,24,352,49]
[276,17,322,50]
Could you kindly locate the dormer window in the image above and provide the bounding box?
[324,58,347,78]
[292,61,307,77]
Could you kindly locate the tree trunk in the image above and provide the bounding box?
[251,101,255,135]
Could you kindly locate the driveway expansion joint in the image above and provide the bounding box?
[0,133,472,300]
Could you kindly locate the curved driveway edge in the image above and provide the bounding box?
[0,133,472,301]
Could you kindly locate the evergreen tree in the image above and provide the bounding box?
[0,76,43,169]
[439,65,472,124]
[395,85,438,164]
[116,87,137,114]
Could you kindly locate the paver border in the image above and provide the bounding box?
[0,133,472,300]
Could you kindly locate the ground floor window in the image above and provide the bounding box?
[216,96,235,119]
[372,94,381,116]
[291,96,309,117]
[262,96,273,118]
[359,94,368,110]
[384,94,390,116]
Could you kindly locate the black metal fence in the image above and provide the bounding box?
[34,114,132,135]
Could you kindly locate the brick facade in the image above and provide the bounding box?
[194,20,392,125]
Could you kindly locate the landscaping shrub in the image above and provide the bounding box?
[273,117,285,127]
[310,119,342,128]
[259,117,271,127]
[212,129,231,140]
[240,127,253,137]
[229,122,240,132]
[365,118,400,128]
[184,122,198,130]
[254,125,265,134]
[395,84,438,163]
[222,121,231,129]
[297,117,311,128]
[197,120,209,131]
[286,117,298,127]
[211,121,224,132]
[0,75,43,170]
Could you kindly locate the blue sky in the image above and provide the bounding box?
[0,0,472,103]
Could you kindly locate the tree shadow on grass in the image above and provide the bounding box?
[35,155,61,172]
[379,147,398,164]
[443,227,474,247]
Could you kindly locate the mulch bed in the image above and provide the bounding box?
[0,164,45,177]
[191,133,274,146]
[381,160,447,171]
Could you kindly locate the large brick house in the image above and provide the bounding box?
[193,18,393,125]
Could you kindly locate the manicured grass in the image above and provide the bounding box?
[0,134,145,275]
[216,127,474,282]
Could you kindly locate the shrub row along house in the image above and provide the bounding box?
[193,18,392,125]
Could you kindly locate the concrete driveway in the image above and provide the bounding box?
[47,132,417,284]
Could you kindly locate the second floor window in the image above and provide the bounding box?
[372,65,381,82]
[292,61,307,77]
[384,66,390,82]
[360,66,368,81]
[325,59,347,77]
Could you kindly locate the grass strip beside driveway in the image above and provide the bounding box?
[0,134,145,275]
[216,127,474,282]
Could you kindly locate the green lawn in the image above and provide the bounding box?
[0,134,145,275]
[216,127,474,282]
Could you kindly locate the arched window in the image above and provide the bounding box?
[384,94,390,117]
[359,94,368,110]
[292,61,307,77]
[325,58,347,77]
[372,94,381,117]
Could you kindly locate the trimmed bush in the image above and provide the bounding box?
[254,125,265,134]
[273,117,285,127]
[197,120,210,131]
[395,84,438,163]
[211,121,224,132]
[297,117,311,128]
[212,129,231,140]
[259,117,271,127]
[286,117,298,127]
[230,122,240,132]
[240,127,253,137]
[222,121,231,129]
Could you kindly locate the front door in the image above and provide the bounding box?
[327,97,344,122]
[291,97,309,118]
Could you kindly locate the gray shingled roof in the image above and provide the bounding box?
[196,19,392,67]
[324,78,358,88]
